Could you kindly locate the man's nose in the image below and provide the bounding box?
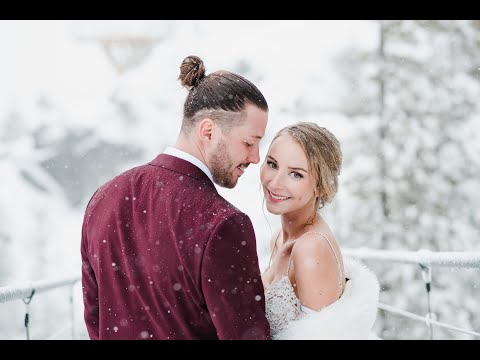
[247,148,260,165]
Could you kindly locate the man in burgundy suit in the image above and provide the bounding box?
[81,56,271,340]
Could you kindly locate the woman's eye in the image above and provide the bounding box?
[245,141,253,147]
[290,172,303,179]
[267,161,277,169]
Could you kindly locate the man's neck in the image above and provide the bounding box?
[164,135,214,184]
[173,133,212,172]
[174,133,209,171]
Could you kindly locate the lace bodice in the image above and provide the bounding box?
[265,275,303,335]
[263,231,345,336]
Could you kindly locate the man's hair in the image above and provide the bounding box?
[178,55,268,134]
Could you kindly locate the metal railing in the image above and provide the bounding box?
[0,276,80,340]
[344,248,480,339]
[1,249,480,339]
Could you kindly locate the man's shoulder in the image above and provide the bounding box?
[209,193,246,218]
[190,191,250,234]
[99,163,145,187]
[85,162,151,209]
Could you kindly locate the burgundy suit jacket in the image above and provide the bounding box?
[81,154,270,340]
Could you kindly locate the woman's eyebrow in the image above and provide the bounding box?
[267,155,307,172]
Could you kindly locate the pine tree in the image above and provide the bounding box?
[336,20,480,339]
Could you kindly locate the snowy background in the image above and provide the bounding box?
[0,20,479,340]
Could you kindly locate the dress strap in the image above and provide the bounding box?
[286,251,294,277]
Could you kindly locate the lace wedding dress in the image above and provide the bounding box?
[264,231,344,336]
[263,231,379,339]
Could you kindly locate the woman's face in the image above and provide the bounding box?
[260,135,316,216]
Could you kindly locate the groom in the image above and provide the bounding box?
[81,56,271,340]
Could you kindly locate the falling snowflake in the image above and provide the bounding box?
[173,283,182,291]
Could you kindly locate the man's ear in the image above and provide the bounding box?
[198,118,214,143]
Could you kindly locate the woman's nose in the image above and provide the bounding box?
[268,171,283,190]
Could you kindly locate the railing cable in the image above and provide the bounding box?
[378,303,480,338]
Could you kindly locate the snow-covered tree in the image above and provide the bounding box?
[0,91,148,339]
[335,20,480,339]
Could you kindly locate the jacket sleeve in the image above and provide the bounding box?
[80,204,100,340]
[201,212,271,340]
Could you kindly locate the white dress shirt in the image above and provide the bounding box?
[163,146,214,184]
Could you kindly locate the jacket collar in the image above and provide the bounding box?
[148,154,217,191]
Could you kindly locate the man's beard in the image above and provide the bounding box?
[210,141,238,189]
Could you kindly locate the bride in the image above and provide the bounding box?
[260,122,380,339]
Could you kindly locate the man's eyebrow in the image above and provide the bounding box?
[267,155,307,172]
[252,135,263,139]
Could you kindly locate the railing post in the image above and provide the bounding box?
[22,289,36,340]
[70,283,75,339]
[419,263,434,340]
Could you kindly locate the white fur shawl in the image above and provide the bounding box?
[273,257,380,340]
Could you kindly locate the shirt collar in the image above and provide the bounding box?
[163,146,214,184]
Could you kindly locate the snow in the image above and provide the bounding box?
[1,20,479,340]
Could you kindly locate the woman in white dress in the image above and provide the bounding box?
[260,122,379,339]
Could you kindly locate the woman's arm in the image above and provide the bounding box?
[292,234,342,311]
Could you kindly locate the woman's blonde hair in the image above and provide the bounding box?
[271,122,342,225]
